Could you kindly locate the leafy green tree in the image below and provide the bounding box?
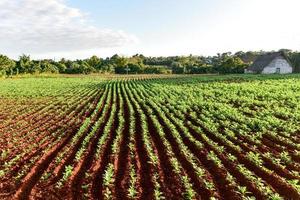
[204,52,243,74]
[86,55,102,71]
[128,63,142,73]
[101,61,114,73]
[114,65,126,74]
[0,50,297,75]
[217,56,246,74]
[65,61,93,74]
[188,65,213,74]
[235,51,261,64]
[55,62,67,73]
[130,55,144,66]
[30,61,42,73]
[171,61,184,74]
[111,55,130,74]
[18,54,32,73]
[143,66,171,74]
[40,60,59,73]
[289,52,300,73]
[65,62,80,74]
[115,57,128,68]
[0,55,15,76]
[80,61,94,74]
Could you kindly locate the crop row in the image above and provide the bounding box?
[1,75,299,200]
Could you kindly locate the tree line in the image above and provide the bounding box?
[0,50,300,76]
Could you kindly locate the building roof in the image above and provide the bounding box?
[247,52,291,72]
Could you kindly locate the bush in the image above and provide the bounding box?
[143,66,171,74]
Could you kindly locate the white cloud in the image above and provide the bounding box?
[0,0,137,58]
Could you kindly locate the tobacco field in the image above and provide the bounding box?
[0,74,300,200]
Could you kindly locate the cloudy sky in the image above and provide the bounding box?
[0,0,300,59]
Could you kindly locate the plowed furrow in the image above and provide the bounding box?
[127,85,155,199]
[140,106,183,199]
[186,115,300,199]
[13,127,78,200]
[90,87,120,200]
[69,89,114,200]
[114,83,132,199]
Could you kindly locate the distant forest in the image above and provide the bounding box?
[1,50,300,76]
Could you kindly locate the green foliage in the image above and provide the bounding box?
[143,65,171,74]
[63,165,73,181]
[0,170,5,178]
[1,74,300,200]
[18,54,32,73]
[0,54,15,76]
[247,152,264,166]
[86,55,102,71]
[182,176,196,200]
[289,52,300,73]
[171,61,185,74]
[65,61,94,74]
[40,60,59,73]
[2,50,300,75]
[128,167,138,199]
[103,163,115,200]
[56,165,73,188]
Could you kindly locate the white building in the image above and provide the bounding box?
[245,52,293,74]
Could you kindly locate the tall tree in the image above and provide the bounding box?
[41,60,59,73]
[0,55,15,76]
[86,55,102,71]
[18,54,32,73]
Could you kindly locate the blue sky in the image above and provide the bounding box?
[68,0,218,32]
[0,0,299,59]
